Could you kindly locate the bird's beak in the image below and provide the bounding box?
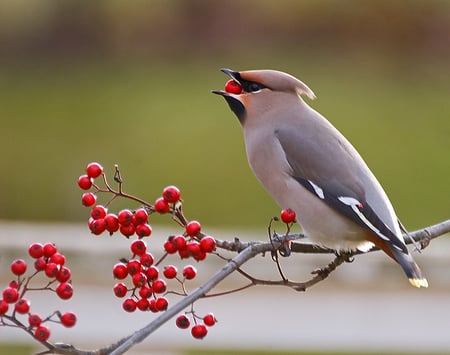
[212,68,240,96]
[220,68,240,81]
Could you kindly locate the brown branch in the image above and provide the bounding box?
[43,219,449,354]
[215,219,450,254]
[214,219,450,293]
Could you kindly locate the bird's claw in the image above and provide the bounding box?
[271,232,292,257]
[311,267,330,278]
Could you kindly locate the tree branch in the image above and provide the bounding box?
[48,219,449,354]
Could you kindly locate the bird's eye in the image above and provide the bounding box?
[248,82,262,92]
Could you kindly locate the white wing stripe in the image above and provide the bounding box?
[309,180,325,199]
[338,196,390,241]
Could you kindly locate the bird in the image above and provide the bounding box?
[213,68,428,288]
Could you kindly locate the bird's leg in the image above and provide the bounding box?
[270,231,292,257]
[311,250,355,279]
[334,250,355,263]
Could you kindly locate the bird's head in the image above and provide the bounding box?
[213,68,316,125]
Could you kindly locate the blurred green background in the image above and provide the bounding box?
[0,0,449,229]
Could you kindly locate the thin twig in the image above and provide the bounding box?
[42,219,450,354]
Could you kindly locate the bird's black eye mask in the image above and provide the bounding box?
[233,72,268,93]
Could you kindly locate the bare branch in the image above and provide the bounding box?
[46,219,449,354]
[214,219,450,254]
[106,244,265,355]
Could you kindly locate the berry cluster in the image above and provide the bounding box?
[89,206,152,238]
[78,163,184,239]
[113,239,171,313]
[0,243,76,342]
[78,162,219,339]
[176,312,217,339]
[164,221,217,261]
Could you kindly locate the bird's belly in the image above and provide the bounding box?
[263,173,373,252]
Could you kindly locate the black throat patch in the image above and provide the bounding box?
[223,96,246,125]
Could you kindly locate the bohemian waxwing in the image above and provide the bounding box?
[213,68,428,288]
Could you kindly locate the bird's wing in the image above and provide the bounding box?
[275,125,407,253]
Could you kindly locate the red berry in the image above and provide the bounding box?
[9,280,19,289]
[182,265,197,280]
[162,185,181,203]
[200,236,217,253]
[127,259,141,275]
[203,313,217,327]
[173,235,187,250]
[280,208,296,224]
[28,243,44,258]
[78,174,92,190]
[113,262,128,279]
[140,252,154,267]
[15,298,31,314]
[146,265,159,281]
[163,265,178,279]
[130,239,147,256]
[56,282,73,300]
[28,313,42,327]
[113,283,128,298]
[86,162,103,179]
[57,266,71,283]
[119,223,135,237]
[138,286,152,299]
[176,314,190,329]
[186,241,201,257]
[3,287,19,303]
[155,297,168,311]
[224,79,242,95]
[43,243,57,257]
[135,223,152,238]
[45,262,60,278]
[178,248,190,259]
[91,205,107,220]
[132,272,147,288]
[49,252,65,266]
[134,208,148,224]
[154,197,170,213]
[191,324,208,339]
[11,259,27,275]
[118,209,134,226]
[0,300,9,315]
[136,298,150,311]
[185,220,201,237]
[60,312,77,327]
[122,298,137,312]
[148,299,158,313]
[152,279,167,294]
[193,249,207,262]
[88,218,106,235]
[34,258,46,271]
[163,239,178,254]
[81,192,97,207]
[35,325,51,342]
[104,213,119,233]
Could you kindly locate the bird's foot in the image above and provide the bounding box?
[271,232,293,257]
[311,266,330,278]
[334,250,355,263]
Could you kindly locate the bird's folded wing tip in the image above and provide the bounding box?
[409,277,429,288]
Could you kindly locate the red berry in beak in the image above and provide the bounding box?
[224,79,242,94]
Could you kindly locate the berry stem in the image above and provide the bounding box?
[91,165,153,208]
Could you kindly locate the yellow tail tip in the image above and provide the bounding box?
[409,278,429,288]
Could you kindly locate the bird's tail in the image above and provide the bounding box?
[391,247,428,288]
